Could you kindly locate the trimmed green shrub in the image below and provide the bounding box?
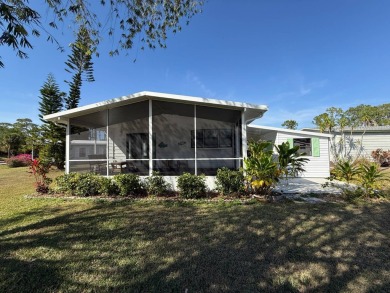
[177,173,207,199]
[145,171,171,196]
[98,177,119,196]
[215,167,245,195]
[114,173,146,196]
[55,173,79,195]
[55,172,102,196]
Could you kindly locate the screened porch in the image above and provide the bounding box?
[67,99,243,176]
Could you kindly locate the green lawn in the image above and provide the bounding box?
[0,166,389,292]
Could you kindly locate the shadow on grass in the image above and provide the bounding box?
[0,200,389,292]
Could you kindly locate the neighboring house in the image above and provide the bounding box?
[302,126,390,162]
[247,125,331,178]
[43,91,331,187]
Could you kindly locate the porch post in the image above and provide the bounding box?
[149,99,153,176]
[241,109,247,160]
[106,109,109,176]
[65,119,70,174]
[194,105,197,175]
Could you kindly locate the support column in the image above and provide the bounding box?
[194,105,197,175]
[65,119,70,174]
[106,109,109,176]
[149,99,153,176]
[241,109,247,160]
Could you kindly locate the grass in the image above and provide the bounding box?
[379,167,390,190]
[0,165,389,292]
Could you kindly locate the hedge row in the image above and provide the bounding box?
[53,168,245,198]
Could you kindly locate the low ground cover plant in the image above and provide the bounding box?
[6,153,32,168]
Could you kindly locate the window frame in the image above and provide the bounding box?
[191,129,234,149]
[293,138,312,156]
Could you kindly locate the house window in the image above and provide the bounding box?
[293,138,312,156]
[191,129,233,148]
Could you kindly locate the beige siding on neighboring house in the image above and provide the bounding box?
[332,132,390,160]
[276,132,330,178]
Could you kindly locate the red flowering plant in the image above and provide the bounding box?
[6,154,32,168]
[29,159,52,193]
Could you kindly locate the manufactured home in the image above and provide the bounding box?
[44,91,331,187]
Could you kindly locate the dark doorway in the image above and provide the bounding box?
[127,133,149,159]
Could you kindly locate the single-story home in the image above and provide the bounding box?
[302,126,390,162]
[44,91,331,187]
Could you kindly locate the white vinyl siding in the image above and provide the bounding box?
[276,132,330,178]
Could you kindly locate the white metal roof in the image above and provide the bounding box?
[44,91,268,124]
[248,125,332,138]
[302,126,390,133]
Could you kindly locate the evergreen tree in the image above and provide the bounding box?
[38,73,66,169]
[64,27,94,109]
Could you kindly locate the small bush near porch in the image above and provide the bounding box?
[1,165,389,292]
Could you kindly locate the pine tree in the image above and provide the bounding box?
[38,74,66,169]
[64,27,94,110]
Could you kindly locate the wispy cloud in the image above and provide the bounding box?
[185,71,216,98]
[257,106,327,129]
[272,78,328,101]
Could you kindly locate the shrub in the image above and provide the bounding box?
[30,158,52,193]
[177,173,207,199]
[75,173,103,196]
[114,173,146,196]
[275,141,309,179]
[244,140,280,196]
[145,171,171,196]
[55,173,79,194]
[55,173,102,196]
[333,161,359,183]
[371,149,390,167]
[98,177,119,196]
[358,163,386,197]
[215,167,245,195]
[6,154,32,168]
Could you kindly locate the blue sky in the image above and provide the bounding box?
[1,0,390,128]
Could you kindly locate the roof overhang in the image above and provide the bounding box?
[302,127,390,134]
[248,125,332,138]
[44,91,268,124]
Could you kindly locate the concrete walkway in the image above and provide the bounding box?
[275,177,342,195]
